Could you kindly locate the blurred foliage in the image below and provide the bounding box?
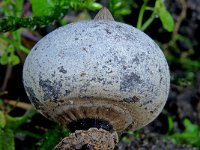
[162,34,200,72]
[166,117,200,148]
[0,0,175,66]
[0,0,102,67]
[109,0,132,16]
[0,0,200,149]
[155,0,174,32]
[0,0,29,66]
[121,117,200,148]
[31,126,70,150]
[121,129,142,143]
[0,106,36,150]
[137,0,174,32]
[0,0,102,32]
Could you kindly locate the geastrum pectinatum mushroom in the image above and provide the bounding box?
[23,7,170,149]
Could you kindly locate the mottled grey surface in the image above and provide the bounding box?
[23,20,170,132]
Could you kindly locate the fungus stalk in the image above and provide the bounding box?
[54,8,119,150]
[54,128,118,150]
[23,7,170,150]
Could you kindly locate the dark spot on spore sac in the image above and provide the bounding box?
[58,66,67,74]
[90,77,105,83]
[51,71,56,77]
[120,72,142,92]
[143,100,153,106]
[32,46,38,51]
[123,96,140,103]
[104,28,112,34]
[102,65,113,73]
[64,90,71,96]
[67,118,113,133]
[75,37,78,40]
[131,56,140,64]
[160,77,163,84]
[93,24,99,28]
[80,144,92,150]
[39,77,62,101]
[116,25,122,29]
[105,59,112,64]
[24,86,41,109]
[82,47,88,52]
[80,72,86,77]
[90,77,96,82]
[79,81,91,94]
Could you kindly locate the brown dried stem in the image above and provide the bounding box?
[1,65,12,91]
[172,0,187,37]
[54,128,118,150]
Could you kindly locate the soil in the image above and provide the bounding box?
[116,130,199,150]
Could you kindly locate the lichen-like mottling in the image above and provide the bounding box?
[23,20,170,132]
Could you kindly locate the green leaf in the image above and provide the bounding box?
[109,0,132,16]
[0,111,6,128]
[114,2,122,9]
[116,9,131,15]
[183,119,199,135]
[167,116,173,134]
[88,2,102,11]
[155,0,174,32]
[33,126,70,150]
[0,54,8,65]
[9,55,20,65]
[0,128,15,150]
[30,0,56,16]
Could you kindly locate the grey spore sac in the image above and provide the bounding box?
[23,10,170,134]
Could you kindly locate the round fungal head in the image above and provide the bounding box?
[23,9,170,133]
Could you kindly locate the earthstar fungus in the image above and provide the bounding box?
[23,7,170,149]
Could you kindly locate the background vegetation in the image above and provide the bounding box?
[0,0,200,149]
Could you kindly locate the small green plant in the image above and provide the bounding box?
[0,0,29,65]
[0,95,70,150]
[109,0,133,16]
[166,116,200,148]
[31,126,70,150]
[137,0,174,32]
[0,107,36,150]
[121,129,142,143]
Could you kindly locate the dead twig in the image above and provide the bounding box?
[2,65,12,91]
[54,128,118,150]
[4,99,32,110]
[173,0,187,37]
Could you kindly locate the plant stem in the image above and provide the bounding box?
[0,6,65,33]
[136,0,148,29]
[141,9,157,31]
[0,35,29,54]
[54,128,118,150]
[6,107,36,130]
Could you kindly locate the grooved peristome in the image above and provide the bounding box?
[54,128,118,150]
[39,98,133,132]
